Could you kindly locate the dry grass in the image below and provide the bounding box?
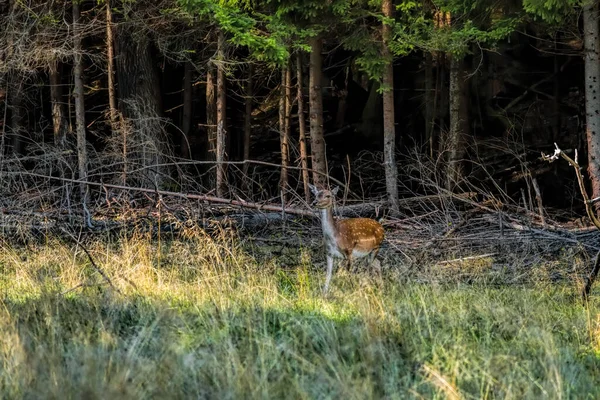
[0,224,599,399]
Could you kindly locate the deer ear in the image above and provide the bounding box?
[308,183,318,195]
[331,186,340,196]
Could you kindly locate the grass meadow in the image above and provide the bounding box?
[0,225,599,399]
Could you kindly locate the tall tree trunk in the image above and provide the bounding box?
[446,55,469,190]
[382,0,399,211]
[285,61,292,150]
[425,52,435,157]
[584,0,600,212]
[335,65,349,129]
[437,53,447,155]
[181,61,192,159]
[72,1,88,203]
[279,65,290,200]
[206,63,216,163]
[309,36,327,187]
[4,1,23,155]
[297,53,311,204]
[552,38,560,143]
[9,77,24,155]
[215,30,227,197]
[114,22,163,188]
[242,64,253,179]
[359,81,383,141]
[49,60,67,147]
[106,0,117,131]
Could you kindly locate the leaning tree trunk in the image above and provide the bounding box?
[215,30,227,197]
[114,22,163,188]
[49,60,67,147]
[279,65,290,200]
[382,0,399,212]
[584,0,600,213]
[446,55,469,190]
[297,53,311,204]
[309,36,327,187]
[72,0,88,205]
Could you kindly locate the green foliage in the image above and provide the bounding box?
[178,0,289,64]
[522,0,580,24]
[414,0,522,57]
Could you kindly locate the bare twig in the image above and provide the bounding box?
[59,227,122,294]
[541,143,600,229]
[531,177,546,227]
[542,143,600,299]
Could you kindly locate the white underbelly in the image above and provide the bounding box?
[351,249,370,258]
[327,245,370,259]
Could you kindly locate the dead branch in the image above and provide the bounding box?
[17,171,316,217]
[14,171,480,221]
[541,143,600,229]
[542,142,600,300]
[531,177,546,227]
[59,227,122,294]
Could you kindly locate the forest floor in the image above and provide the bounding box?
[0,224,599,399]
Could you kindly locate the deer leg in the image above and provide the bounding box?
[368,249,382,275]
[346,256,353,272]
[323,255,334,294]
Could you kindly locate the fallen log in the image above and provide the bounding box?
[14,171,478,220]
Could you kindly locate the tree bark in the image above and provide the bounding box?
[9,77,24,155]
[114,21,163,188]
[552,38,560,143]
[309,36,327,187]
[279,65,290,200]
[425,51,435,157]
[181,61,192,160]
[297,53,311,204]
[446,55,469,190]
[106,0,117,131]
[206,62,216,161]
[335,66,349,129]
[215,30,227,197]
[49,60,67,147]
[242,64,253,178]
[72,1,88,202]
[285,61,292,153]
[382,0,399,211]
[437,53,447,155]
[584,0,600,213]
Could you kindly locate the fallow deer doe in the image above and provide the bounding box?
[309,184,385,293]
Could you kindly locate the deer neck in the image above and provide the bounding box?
[320,206,338,246]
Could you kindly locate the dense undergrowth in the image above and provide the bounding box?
[0,227,599,399]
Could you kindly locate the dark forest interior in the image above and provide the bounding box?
[0,0,598,229]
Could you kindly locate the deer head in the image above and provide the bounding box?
[309,184,339,209]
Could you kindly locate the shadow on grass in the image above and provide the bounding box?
[0,291,415,399]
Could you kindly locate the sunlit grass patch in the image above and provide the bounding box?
[0,230,598,399]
